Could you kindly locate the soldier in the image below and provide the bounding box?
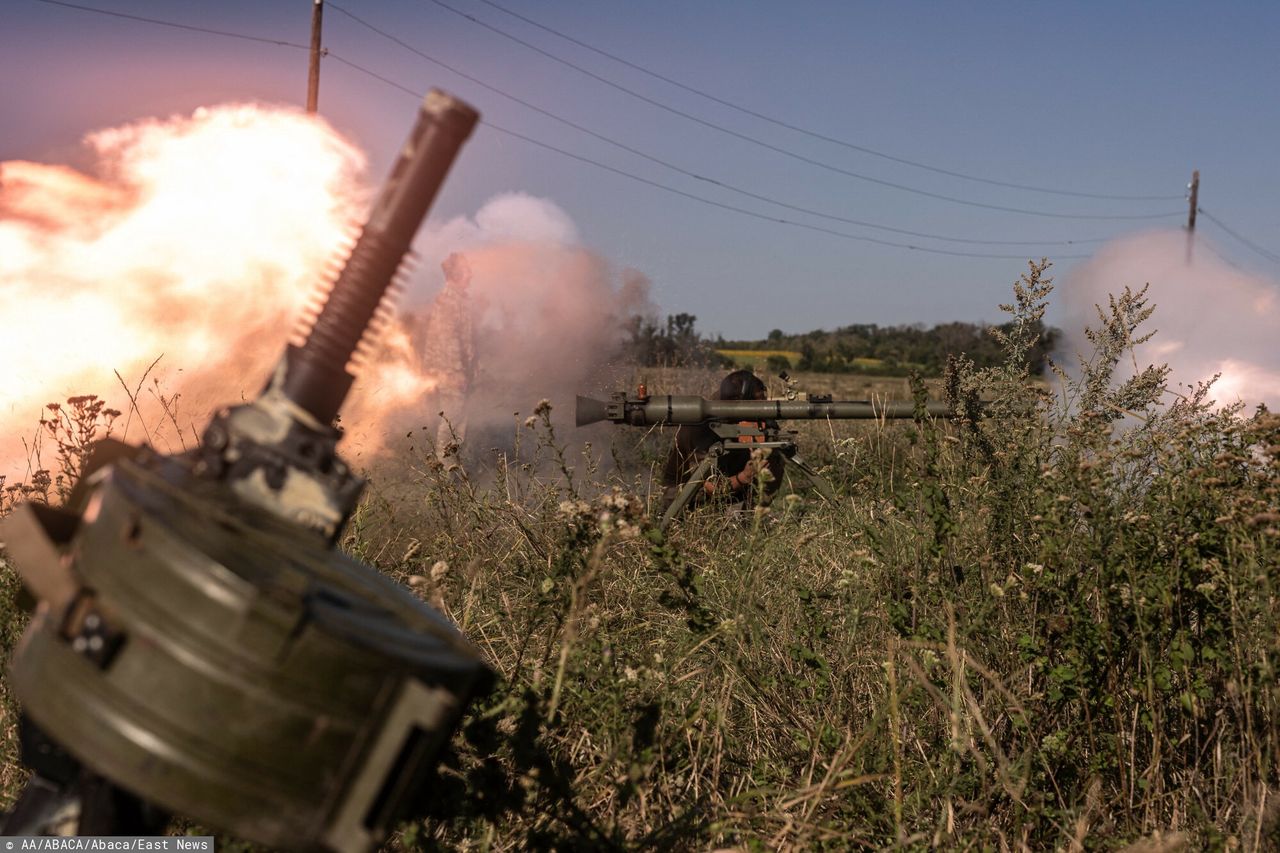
[661,369,785,515]
[422,252,477,467]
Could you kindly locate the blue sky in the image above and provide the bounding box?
[5,0,1278,339]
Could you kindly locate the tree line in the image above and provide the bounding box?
[628,313,1061,376]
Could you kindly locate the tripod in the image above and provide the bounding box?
[659,426,838,532]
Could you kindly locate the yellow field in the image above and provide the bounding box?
[627,365,942,402]
[714,348,802,367]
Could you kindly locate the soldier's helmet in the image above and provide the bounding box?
[719,369,767,401]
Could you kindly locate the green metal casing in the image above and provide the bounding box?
[8,449,490,852]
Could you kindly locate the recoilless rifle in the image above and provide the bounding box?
[0,90,489,852]
[577,386,956,530]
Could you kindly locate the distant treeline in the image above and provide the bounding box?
[625,313,724,369]
[629,313,1061,376]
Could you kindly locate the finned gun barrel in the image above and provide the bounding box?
[281,89,479,424]
[576,392,953,427]
[0,90,491,853]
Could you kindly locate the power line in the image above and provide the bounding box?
[326,53,420,98]
[327,2,1108,247]
[423,0,1184,221]
[475,0,1184,203]
[326,52,1090,261]
[1197,208,1280,265]
[33,0,309,49]
[25,0,1097,259]
[1194,233,1247,272]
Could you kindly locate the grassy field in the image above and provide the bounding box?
[1,265,1277,850]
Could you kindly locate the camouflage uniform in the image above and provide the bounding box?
[660,370,785,513]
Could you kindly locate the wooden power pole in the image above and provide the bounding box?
[1185,169,1199,264]
[306,0,324,114]
[1187,170,1199,230]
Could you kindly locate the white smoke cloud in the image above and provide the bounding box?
[1057,229,1280,411]
[403,192,580,304]
[0,104,368,483]
[343,194,654,465]
[1,108,653,485]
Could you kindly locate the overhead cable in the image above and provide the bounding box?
[475,0,1184,203]
[28,0,1099,260]
[327,2,1108,246]
[423,0,1183,220]
[33,0,309,48]
[327,52,1091,261]
[1197,208,1280,265]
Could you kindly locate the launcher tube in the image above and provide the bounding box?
[632,396,951,424]
[577,393,953,426]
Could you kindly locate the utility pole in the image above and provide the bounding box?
[306,0,324,114]
[1187,170,1199,230]
[1185,169,1199,265]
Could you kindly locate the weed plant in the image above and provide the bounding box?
[0,261,1275,850]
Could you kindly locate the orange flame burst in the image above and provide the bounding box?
[2,104,655,485]
[0,103,391,480]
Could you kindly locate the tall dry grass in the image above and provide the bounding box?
[0,261,1275,850]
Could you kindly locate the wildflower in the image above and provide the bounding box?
[599,493,625,511]
[557,499,592,526]
[613,518,641,541]
[523,416,538,429]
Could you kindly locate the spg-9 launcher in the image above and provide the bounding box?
[577,387,958,530]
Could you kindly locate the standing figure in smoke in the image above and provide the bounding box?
[423,252,477,468]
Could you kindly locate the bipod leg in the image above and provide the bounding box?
[1,716,169,836]
[1,775,77,836]
[659,444,723,532]
[785,453,838,503]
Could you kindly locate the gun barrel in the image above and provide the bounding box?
[576,393,953,426]
[282,89,479,423]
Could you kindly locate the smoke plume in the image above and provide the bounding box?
[343,193,655,466]
[1,104,368,483]
[0,105,651,484]
[1056,229,1280,410]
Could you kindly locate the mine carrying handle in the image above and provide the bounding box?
[281,90,480,425]
[576,392,955,427]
